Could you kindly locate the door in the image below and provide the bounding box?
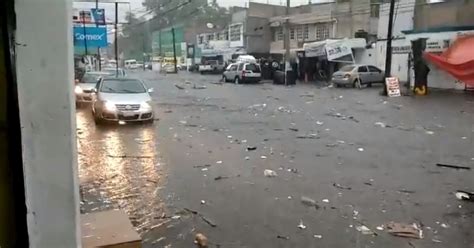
[357,66,369,83]
[368,65,384,83]
[229,64,238,79]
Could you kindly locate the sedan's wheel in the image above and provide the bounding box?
[353,79,362,89]
[234,77,239,84]
[93,113,103,125]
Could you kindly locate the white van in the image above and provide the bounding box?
[124,59,138,69]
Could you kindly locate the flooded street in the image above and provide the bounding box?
[78,71,474,248]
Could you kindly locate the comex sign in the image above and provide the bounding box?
[73,26,107,48]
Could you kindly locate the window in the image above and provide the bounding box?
[370,3,380,17]
[198,36,203,44]
[245,64,261,72]
[230,24,242,41]
[358,66,368,73]
[368,66,381,73]
[238,63,244,70]
[275,28,283,41]
[315,23,330,41]
[303,25,309,39]
[207,34,214,41]
[296,26,303,40]
[224,31,229,40]
[230,64,238,71]
[290,28,295,40]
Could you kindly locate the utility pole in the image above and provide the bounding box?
[384,0,396,95]
[115,2,119,76]
[284,0,290,86]
[172,27,178,73]
[96,0,101,71]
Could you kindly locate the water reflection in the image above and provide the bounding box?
[76,108,166,234]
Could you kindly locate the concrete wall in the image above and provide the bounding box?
[245,16,272,54]
[378,0,415,39]
[247,2,286,18]
[15,0,80,247]
[335,0,374,38]
[414,0,474,31]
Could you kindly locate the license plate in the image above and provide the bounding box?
[122,112,135,117]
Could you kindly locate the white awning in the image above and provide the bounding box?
[303,38,367,60]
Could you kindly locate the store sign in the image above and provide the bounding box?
[305,44,325,57]
[385,77,401,97]
[326,43,352,61]
[73,8,106,25]
[425,40,450,53]
[393,45,411,54]
[73,26,108,47]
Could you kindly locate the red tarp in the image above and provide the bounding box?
[423,35,474,86]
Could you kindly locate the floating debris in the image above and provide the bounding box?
[386,222,423,239]
[356,225,374,235]
[264,169,278,177]
[297,220,306,229]
[194,233,208,248]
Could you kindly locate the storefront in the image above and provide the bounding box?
[302,38,368,82]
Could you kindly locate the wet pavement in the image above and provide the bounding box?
[77,70,474,247]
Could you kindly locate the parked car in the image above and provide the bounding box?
[75,71,112,105]
[91,77,154,124]
[332,64,385,88]
[222,62,262,84]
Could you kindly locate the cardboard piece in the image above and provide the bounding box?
[81,210,141,248]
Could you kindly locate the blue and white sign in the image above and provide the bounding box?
[73,26,107,48]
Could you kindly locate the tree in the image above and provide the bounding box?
[116,12,152,60]
[142,0,230,29]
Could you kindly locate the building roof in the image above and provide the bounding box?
[269,12,334,26]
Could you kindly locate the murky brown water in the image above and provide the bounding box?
[76,108,167,234]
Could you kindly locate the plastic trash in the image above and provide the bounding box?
[356,225,374,235]
[301,196,319,209]
[455,190,474,201]
[264,169,278,177]
[297,220,306,229]
[246,146,257,151]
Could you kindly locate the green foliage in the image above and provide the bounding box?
[142,0,230,28]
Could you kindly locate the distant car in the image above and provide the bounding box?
[199,60,225,74]
[124,59,138,69]
[102,68,127,77]
[222,62,261,84]
[332,64,385,88]
[161,63,180,73]
[75,71,113,104]
[91,77,154,124]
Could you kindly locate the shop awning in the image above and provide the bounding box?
[423,35,474,85]
[303,38,366,61]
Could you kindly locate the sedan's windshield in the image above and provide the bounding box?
[100,79,146,94]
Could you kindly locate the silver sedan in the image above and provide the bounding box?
[332,64,385,88]
[91,78,154,124]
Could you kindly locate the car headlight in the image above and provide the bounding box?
[141,101,152,111]
[74,85,83,94]
[104,102,116,111]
